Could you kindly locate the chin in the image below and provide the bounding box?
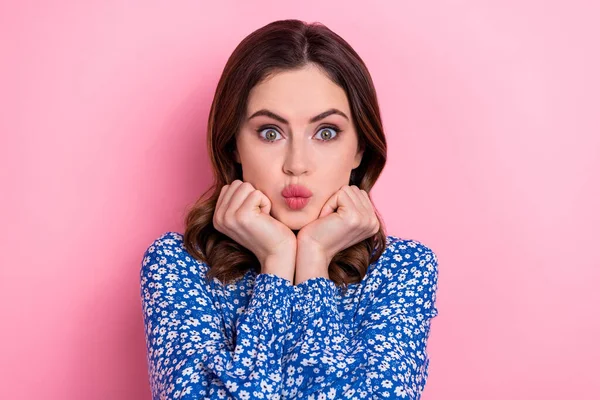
[272,207,314,231]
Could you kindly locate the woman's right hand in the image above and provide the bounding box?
[213,180,297,274]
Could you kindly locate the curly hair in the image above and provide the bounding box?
[183,19,388,290]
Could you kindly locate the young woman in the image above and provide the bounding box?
[140,19,439,400]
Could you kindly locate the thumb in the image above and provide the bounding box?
[319,191,340,218]
[257,190,271,215]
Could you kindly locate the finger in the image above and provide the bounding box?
[358,189,379,234]
[348,185,369,213]
[318,189,341,218]
[227,182,256,213]
[220,180,243,212]
[342,185,365,213]
[345,186,377,234]
[239,189,271,215]
[354,187,373,212]
[215,184,229,214]
[331,186,357,218]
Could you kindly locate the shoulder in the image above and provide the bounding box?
[372,234,439,315]
[383,234,439,271]
[142,230,184,253]
[140,231,210,282]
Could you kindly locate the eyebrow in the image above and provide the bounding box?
[247,108,349,125]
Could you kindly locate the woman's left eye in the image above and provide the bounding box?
[315,126,340,141]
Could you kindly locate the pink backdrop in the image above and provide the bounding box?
[1,1,598,399]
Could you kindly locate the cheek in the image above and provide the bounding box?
[326,153,355,174]
[241,160,278,191]
[238,147,269,175]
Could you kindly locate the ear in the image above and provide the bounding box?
[353,147,364,169]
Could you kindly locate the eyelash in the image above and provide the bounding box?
[255,125,342,144]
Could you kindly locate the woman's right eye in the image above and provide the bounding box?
[257,127,282,143]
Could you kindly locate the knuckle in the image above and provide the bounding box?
[250,189,261,199]
[212,215,222,230]
[372,220,380,233]
[223,211,236,227]
[347,214,360,227]
[234,207,248,222]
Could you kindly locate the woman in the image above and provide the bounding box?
[140,19,439,400]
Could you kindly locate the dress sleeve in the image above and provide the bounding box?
[140,235,295,400]
[285,241,439,399]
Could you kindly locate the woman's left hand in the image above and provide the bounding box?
[295,185,379,284]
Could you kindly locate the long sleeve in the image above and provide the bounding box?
[139,234,295,399]
[284,240,439,399]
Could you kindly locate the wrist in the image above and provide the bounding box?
[296,240,331,267]
[261,253,296,283]
[294,246,330,285]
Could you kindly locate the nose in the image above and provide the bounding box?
[282,137,311,176]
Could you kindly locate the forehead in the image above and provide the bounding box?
[246,65,351,119]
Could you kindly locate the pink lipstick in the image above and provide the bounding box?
[281,184,313,210]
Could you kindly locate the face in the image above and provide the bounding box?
[234,63,364,231]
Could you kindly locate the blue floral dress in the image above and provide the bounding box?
[140,231,439,399]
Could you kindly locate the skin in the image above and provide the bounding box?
[233,63,379,285]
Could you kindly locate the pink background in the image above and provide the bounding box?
[1,1,599,399]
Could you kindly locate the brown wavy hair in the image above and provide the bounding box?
[183,19,388,290]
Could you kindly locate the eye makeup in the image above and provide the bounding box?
[255,124,342,144]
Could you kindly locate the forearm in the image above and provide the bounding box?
[285,277,433,399]
[142,267,295,399]
[262,252,296,283]
[294,243,330,285]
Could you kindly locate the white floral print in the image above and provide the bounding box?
[140,232,438,399]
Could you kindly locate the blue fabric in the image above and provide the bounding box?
[140,231,439,399]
